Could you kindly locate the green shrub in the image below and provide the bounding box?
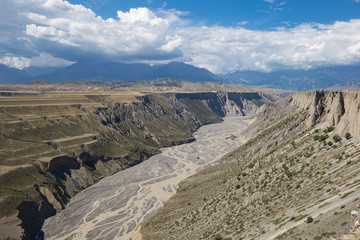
[130,147,148,155]
[319,134,329,141]
[345,132,352,140]
[341,191,355,199]
[333,134,342,143]
[214,234,223,240]
[327,126,335,132]
[306,216,314,223]
[248,163,255,169]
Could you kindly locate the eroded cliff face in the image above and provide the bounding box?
[0,91,271,240]
[235,91,360,175]
[290,91,360,137]
[174,92,273,117]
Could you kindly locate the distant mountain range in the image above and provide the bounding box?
[223,65,360,91]
[0,61,359,90]
[0,61,219,85]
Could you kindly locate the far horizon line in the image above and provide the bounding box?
[4,60,360,75]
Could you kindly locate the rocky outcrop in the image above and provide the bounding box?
[48,156,80,175]
[290,91,360,137]
[174,91,272,117]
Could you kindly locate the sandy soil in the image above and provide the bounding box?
[42,116,254,240]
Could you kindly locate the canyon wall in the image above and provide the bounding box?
[290,91,360,137]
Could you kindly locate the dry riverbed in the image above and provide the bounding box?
[43,116,254,240]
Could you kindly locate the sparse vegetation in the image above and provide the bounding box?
[325,126,335,133]
[333,134,342,143]
[345,132,352,140]
[341,191,355,199]
[142,91,360,240]
[226,134,237,140]
[306,217,314,223]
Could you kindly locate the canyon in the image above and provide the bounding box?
[0,87,271,239]
[1,84,360,240]
[43,116,254,239]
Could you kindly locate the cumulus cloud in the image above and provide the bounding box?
[0,0,185,68]
[0,53,74,69]
[179,20,360,73]
[0,0,360,74]
[0,56,31,69]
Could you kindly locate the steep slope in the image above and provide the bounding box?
[140,91,360,240]
[0,90,271,239]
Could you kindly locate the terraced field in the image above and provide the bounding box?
[0,91,142,168]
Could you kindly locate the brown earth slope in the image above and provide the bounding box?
[140,91,360,240]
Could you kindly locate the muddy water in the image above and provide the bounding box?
[43,116,253,240]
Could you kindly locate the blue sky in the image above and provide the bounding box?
[0,0,360,73]
[69,0,360,29]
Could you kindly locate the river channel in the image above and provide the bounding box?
[43,116,254,240]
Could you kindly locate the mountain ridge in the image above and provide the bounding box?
[0,61,221,84]
[223,65,360,91]
[0,62,359,90]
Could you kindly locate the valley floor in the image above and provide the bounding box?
[42,116,254,240]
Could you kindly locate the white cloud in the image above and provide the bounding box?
[237,21,249,26]
[28,53,75,67]
[17,1,183,59]
[0,0,360,74]
[0,56,31,69]
[178,20,360,73]
[0,53,74,69]
[117,7,166,25]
